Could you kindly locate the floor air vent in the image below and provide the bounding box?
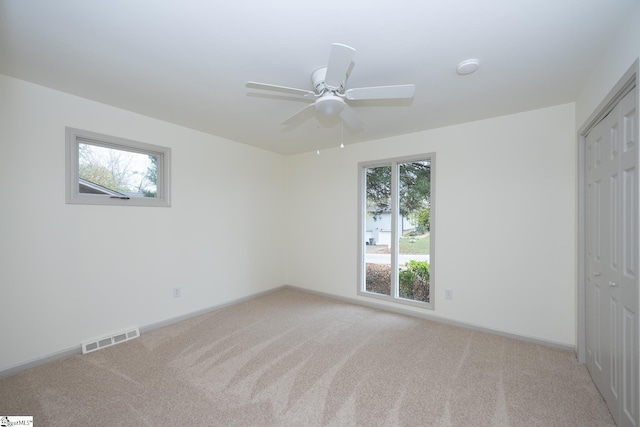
[82,327,140,354]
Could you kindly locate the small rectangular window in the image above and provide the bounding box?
[66,128,171,207]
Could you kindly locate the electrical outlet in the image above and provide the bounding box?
[173,287,181,298]
[444,289,453,300]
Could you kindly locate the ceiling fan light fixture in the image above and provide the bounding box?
[315,95,345,117]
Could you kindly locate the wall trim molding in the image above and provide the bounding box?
[0,286,285,379]
[1,283,574,379]
[285,285,575,353]
[0,346,82,380]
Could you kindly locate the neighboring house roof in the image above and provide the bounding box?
[78,178,127,196]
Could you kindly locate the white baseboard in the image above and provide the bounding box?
[0,284,574,379]
[284,285,576,353]
[138,286,286,334]
[0,345,82,379]
[0,286,287,379]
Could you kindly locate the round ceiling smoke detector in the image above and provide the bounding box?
[457,59,480,75]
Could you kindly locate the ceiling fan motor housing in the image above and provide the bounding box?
[312,67,344,94]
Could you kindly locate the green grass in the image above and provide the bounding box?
[399,235,430,254]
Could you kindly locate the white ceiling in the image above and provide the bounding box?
[1,0,637,155]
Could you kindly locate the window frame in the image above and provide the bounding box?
[65,127,171,207]
[357,153,435,310]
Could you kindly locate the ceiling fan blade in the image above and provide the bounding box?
[246,81,316,97]
[339,104,362,129]
[281,103,317,126]
[344,84,415,100]
[324,43,356,90]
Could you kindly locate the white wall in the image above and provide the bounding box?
[10,7,640,368]
[286,103,577,346]
[0,75,287,372]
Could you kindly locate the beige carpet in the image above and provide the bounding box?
[0,288,613,426]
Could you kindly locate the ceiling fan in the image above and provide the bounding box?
[246,43,416,129]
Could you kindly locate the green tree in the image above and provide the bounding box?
[78,143,157,196]
[415,207,430,232]
[142,155,158,197]
[366,165,391,219]
[79,163,130,192]
[79,143,137,192]
[366,161,430,220]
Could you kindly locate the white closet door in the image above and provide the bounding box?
[585,87,638,427]
[618,88,638,427]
